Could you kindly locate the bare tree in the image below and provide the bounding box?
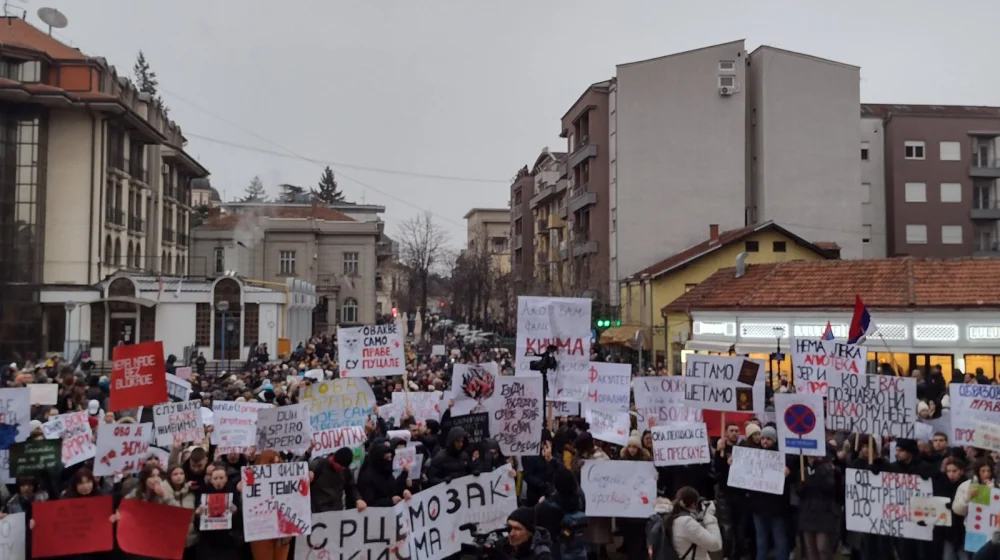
[449,228,495,324]
[396,212,448,313]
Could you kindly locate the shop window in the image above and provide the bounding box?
[964,355,1000,380]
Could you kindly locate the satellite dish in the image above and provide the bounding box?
[37,7,68,34]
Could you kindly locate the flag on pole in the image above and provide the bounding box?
[847,296,872,344]
[821,321,835,341]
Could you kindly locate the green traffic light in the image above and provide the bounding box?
[615,320,621,326]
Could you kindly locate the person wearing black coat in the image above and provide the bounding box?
[534,467,585,560]
[891,439,934,560]
[311,447,362,512]
[357,442,408,507]
[426,426,471,486]
[522,439,562,506]
[938,456,968,560]
[799,455,839,560]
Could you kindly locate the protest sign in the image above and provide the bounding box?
[60,411,96,467]
[432,344,445,356]
[211,401,271,454]
[117,499,194,560]
[774,393,826,457]
[451,362,498,415]
[313,426,366,459]
[965,485,1000,552]
[561,362,630,411]
[165,373,191,402]
[684,355,765,413]
[256,403,311,455]
[910,496,951,527]
[242,461,312,542]
[337,324,405,377]
[27,383,57,405]
[580,460,656,518]
[392,446,422,480]
[651,423,710,467]
[9,440,61,477]
[41,417,63,440]
[0,388,29,449]
[950,384,1000,444]
[31,496,114,558]
[973,421,1000,453]
[826,372,916,438]
[550,400,581,417]
[486,376,543,456]
[109,340,167,411]
[94,423,152,477]
[634,376,701,429]
[440,413,490,446]
[153,400,204,447]
[791,339,866,395]
[727,446,786,495]
[199,494,234,531]
[392,392,442,426]
[0,512,23,560]
[175,366,192,380]
[845,467,933,541]
[301,378,376,433]
[453,465,518,537]
[584,405,629,447]
[297,508,405,560]
[514,296,591,390]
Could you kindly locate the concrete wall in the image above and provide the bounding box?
[861,116,888,258]
[156,301,197,360]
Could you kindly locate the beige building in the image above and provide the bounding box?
[191,202,380,331]
[464,208,511,274]
[527,149,569,292]
[0,17,209,360]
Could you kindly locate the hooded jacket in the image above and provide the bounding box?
[357,443,406,507]
[426,427,471,486]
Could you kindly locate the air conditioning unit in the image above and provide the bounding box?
[719,86,733,96]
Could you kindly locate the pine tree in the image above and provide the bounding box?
[242,176,268,202]
[311,166,346,204]
[133,51,169,116]
[279,183,306,203]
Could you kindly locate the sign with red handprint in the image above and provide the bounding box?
[94,422,152,477]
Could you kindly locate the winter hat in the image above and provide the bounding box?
[553,467,577,497]
[506,507,536,534]
[917,401,930,415]
[745,424,761,438]
[760,426,777,442]
[897,438,919,456]
[333,447,355,469]
[28,420,41,432]
[87,400,100,416]
[627,429,642,448]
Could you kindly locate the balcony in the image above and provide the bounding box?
[513,233,522,249]
[573,238,599,256]
[163,228,175,244]
[568,189,598,213]
[569,140,598,168]
[177,233,189,247]
[970,156,1000,179]
[130,166,148,185]
[974,241,1000,257]
[106,207,125,228]
[536,219,548,232]
[316,274,341,293]
[972,200,1000,220]
[529,182,559,208]
[108,153,127,175]
[128,215,144,234]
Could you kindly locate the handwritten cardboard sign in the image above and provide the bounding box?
[684,355,765,413]
[826,372,916,438]
[153,400,204,447]
[59,411,96,467]
[486,376,542,456]
[583,405,629,447]
[211,401,271,454]
[94,423,152,477]
[651,422,709,467]
[337,324,405,377]
[634,376,702,429]
[0,388,30,450]
[242,461,312,542]
[845,468,933,541]
[580,460,655,518]
[9,439,61,477]
[514,296,591,388]
[256,402,311,454]
[791,339,866,395]
[951,384,1000,444]
[972,421,1000,452]
[451,362,498,415]
[727,446,786,495]
[301,378,375,434]
[559,362,630,411]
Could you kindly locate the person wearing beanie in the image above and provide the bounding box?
[744,423,762,447]
[505,506,553,559]
[310,447,365,513]
[759,425,778,444]
[747,423,793,560]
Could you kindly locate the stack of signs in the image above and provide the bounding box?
[826,373,917,438]
[774,393,826,456]
[790,339,866,395]
[950,384,1000,445]
[965,484,1000,552]
[684,355,765,413]
[514,296,591,392]
[336,324,405,377]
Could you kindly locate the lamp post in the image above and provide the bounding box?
[770,326,786,390]
[63,301,76,360]
[216,300,229,372]
[226,321,235,372]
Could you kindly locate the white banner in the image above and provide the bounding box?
[581,460,656,518]
[774,393,826,457]
[242,461,312,542]
[845,468,933,541]
[486,376,543,456]
[256,403,311,455]
[211,401,271,454]
[583,405,629,447]
[651,423,710,467]
[556,362,630,411]
[94,422,152,477]
[949,384,1000,445]
[634,376,702,429]
[0,388,30,450]
[392,392,442,426]
[791,339,866,395]
[59,411,96,467]
[153,400,204,447]
[972,421,1000,453]
[684,355,765,413]
[27,384,57,406]
[514,296,591,391]
[826,372,916,438]
[312,426,366,460]
[727,446,786,495]
[337,324,405,377]
[0,512,24,560]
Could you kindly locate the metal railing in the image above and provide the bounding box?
[163,228,175,243]
[129,216,144,233]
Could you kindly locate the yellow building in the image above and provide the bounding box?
[613,222,837,372]
[463,208,511,275]
[528,149,569,292]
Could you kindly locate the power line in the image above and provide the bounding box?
[184,132,508,184]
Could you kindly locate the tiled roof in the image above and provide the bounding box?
[861,103,1000,118]
[626,221,834,281]
[663,257,1000,312]
[202,205,355,228]
[0,17,87,60]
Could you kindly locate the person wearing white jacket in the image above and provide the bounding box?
[647,486,723,560]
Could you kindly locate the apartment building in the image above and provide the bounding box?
[464,207,511,275]
[527,149,568,291]
[0,17,209,360]
[862,104,1000,258]
[509,166,534,289]
[861,113,888,258]
[612,41,862,304]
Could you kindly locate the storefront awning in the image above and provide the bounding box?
[599,326,652,349]
[89,296,159,308]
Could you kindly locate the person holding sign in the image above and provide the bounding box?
[746,427,793,560]
[196,467,242,560]
[356,442,410,507]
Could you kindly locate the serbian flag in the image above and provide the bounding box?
[847,296,872,344]
[821,321,835,341]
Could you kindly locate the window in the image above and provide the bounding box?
[942,225,963,245]
[772,241,787,252]
[906,225,928,244]
[213,247,224,273]
[685,283,698,293]
[862,224,872,244]
[279,250,296,275]
[718,61,736,72]
[862,182,871,203]
[341,298,359,324]
[861,141,869,161]
[940,183,962,203]
[939,141,961,161]
[343,252,359,275]
[718,75,736,88]
[745,241,759,252]
[611,208,617,232]
[904,182,927,202]
[904,141,925,160]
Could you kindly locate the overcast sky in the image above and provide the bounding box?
[27,0,1000,245]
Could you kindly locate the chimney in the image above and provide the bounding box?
[735,252,748,278]
[709,224,719,242]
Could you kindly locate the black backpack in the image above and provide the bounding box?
[649,510,697,560]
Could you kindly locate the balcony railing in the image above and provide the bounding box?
[177,233,189,246]
[108,153,126,173]
[130,166,148,184]
[128,216,144,233]
[163,228,175,243]
[106,208,125,227]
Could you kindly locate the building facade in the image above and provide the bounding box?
[190,203,379,332]
[863,104,1000,258]
[527,149,568,292]
[510,166,534,290]
[0,17,209,360]
[464,207,511,274]
[861,113,888,258]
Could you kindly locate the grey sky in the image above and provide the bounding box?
[31,0,1000,245]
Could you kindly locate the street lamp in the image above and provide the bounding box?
[63,301,76,360]
[216,300,230,372]
[770,326,786,391]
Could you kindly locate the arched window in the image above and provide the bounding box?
[113,238,121,267]
[104,235,112,265]
[341,298,359,324]
[134,243,141,268]
[126,243,134,268]
[175,255,183,275]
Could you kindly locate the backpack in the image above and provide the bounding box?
[546,498,588,560]
[648,511,697,560]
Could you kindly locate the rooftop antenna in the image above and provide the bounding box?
[36,6,67,36]
[3,0,27,19]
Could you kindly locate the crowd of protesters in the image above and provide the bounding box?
[3,328,1000,560]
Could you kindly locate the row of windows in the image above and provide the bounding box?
[905,224,964,245]
[861,140,965,162]
[212,248,361,276]
[902,182,963,203]
[743,240,786,253]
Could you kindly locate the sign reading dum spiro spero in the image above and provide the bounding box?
[109,341,167,412]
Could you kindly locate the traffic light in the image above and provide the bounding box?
[596,319,611,328]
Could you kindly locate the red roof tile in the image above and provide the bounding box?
[861,103,1000,119]
[203,205,355,228]
[663,257,1000,313]
[0,17,87,60]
